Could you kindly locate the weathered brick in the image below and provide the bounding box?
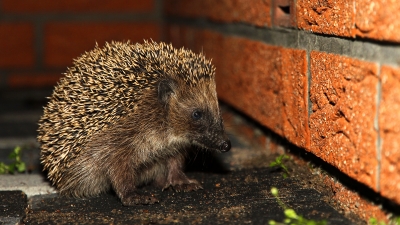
[7,72,63,88]
[208,0,272,27]
[309,51,379,189]
[272,0,296,27]
[297,0,355,37]
[164,0,203,18]
[215,36,284,136]
[166,25,197,51]
[1,0,154,12]
[281,49,309,149]
[379,66,400,204]
[0,23,34,68]
[44,22,160,67]
[165,0,272,27]
[355,0,400,43]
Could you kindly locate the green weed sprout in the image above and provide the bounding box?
[270,154,290,178]
[0,146,26,174]
[369,217,400,225]
[269,187,327,225]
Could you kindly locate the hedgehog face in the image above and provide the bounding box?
[186,107,231,152]
[158,79,231,152]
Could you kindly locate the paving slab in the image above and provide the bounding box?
[0,174,56,197]
[0,191,27,225]
[19,168,353,225]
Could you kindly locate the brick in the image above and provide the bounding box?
[0,23,34,68]
[379,66,400,204]
[272,0,296,27]
[44,22,160,68]
[296,0,355,37]
[355,0,400,42]
[7,73,63,88]
[1,0,154,12]
[165,25,196,50]
[309,51,379,189]
[165,0,272,27]
[281,49,309,149]
[207,0,272,27]
[214,36,284,136]
[165,0,203,18]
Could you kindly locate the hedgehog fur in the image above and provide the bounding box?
[38,40,231,205]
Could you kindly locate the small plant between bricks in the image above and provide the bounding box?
[0,146,26,174]
[270,154,290,178]
[269,187,327,225]
[369,217,400,225]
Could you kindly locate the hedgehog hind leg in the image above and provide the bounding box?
[108,160,159,206]
[57,157,111,198]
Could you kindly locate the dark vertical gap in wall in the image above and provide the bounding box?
[305,37,313,124]
[375,64,382,192]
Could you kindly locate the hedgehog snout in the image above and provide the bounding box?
[214,121,231,152]
[211,128,231,152]
[218,139,231,152]
[193,130,231,152]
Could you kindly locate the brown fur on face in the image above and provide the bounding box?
[38,41,230,206]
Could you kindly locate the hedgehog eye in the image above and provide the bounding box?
[191,110,203,120]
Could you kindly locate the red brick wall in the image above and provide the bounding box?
[0,0,161,88]
[166,0,400,42]
[165,0,400,222]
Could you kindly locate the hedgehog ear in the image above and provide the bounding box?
[158,79,176,104]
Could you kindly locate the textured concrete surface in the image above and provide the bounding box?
[0,174,56,197]
[0,191,27,225]
[1,169,354,225]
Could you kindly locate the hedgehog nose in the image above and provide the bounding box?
[219,139,231,152]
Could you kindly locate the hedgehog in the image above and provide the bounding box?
[37,40,231,206]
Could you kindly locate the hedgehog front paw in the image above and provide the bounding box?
[173,181,203,192]
[121,192,159,206]
[164,179,203,192]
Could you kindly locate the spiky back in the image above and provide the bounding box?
[38,41,215,183]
